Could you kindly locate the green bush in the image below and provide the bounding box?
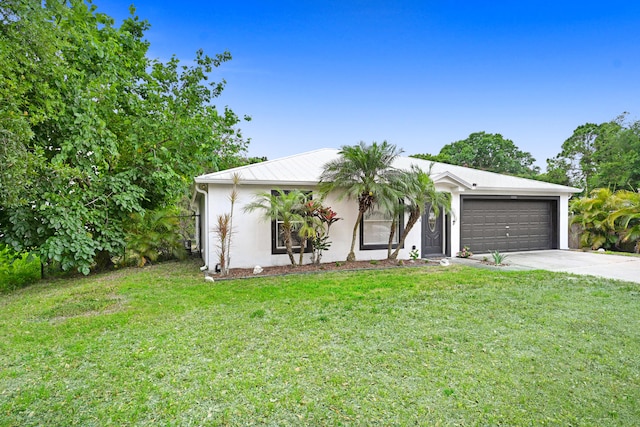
[571,189,640,252]
[0,245,41,292]
[491,250,508,265]
[121,208,187,267]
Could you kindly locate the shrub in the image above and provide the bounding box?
[122,209,186,267]
[491,250,508,265]
[571,188,640,252]
[0,245,41,292]
[456,246,473,258]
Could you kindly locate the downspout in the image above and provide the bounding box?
[194,183,209,270]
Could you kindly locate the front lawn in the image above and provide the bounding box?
[1,261,639,425]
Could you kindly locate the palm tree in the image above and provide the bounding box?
[125,208,185,267]
[319,141,403,261]
[296,196,321,266]
[384,197,406,259]
[387,165,451,260]
[243,189,305,266]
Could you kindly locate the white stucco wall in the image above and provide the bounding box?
[201,183,428,270]
[448,188,462,257]
[198,183,573,270]
[558,193,572,250]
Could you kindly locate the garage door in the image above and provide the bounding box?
[460,198,557,253]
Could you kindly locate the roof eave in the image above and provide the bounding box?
[468,186,581,195]
[432,171,474,190]
[194,178,321,187]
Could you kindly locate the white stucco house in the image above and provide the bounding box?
[192,148,580,270]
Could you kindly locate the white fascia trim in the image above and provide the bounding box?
[432,172,473,190]
[466,187,580,195]
[194,178,322,186]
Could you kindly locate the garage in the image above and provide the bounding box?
[460,197,558,253]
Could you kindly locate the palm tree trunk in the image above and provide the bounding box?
[348,210,364,261]
[284,227,296,265]
[298,238,307,265]
[390,210,420,260]
[387,217,397,259]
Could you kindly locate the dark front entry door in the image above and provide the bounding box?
[422,204,444,256]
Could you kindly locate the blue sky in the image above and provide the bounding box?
[97,1,640,169]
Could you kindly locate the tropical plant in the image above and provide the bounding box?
[307,202,341,265]
[211,173,241,274]
[243,189,306,266]
[296,195,319,266]
[456,246,473,258]
[319,141,403,261]
[214,213,231,273]
[491,250,508,265]
[310,235,332,264]
[124,209,186,267]
[225,173,240,273]
[607,190,640,253]
[0,244,41,292]
[570,188,618,250]
[387,165,452,260]
[376,184,407,259]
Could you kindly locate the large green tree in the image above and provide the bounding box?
[544,114,639,192]
[412,132,540,177]
[592,120,640,191]
[544,120,622,192]
[319,141,403,262]
[0,1,249,274]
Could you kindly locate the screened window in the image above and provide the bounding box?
[360,209,403,250]
[274,220,305,251]
[270,190,312,255]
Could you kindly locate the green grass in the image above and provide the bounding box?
[0,250,41,293]
[603,250,640,258]
[1,260,639,426]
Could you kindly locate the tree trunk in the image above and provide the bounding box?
[298,237,307,265]
[283,227,296,265]
[390,210,420,260]
[387,217,397,259]
[347,210,363,261]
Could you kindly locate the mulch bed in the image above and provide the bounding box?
[207,258,443,281]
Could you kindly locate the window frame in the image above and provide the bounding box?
[359,208,404,251]
[270,190,313,255]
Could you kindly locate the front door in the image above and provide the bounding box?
[422,204,444,256]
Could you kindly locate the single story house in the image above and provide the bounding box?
[193,148,580,270]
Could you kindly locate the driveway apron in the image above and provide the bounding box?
[465,250,640,284]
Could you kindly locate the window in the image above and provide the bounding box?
[270,190,313,255]
[360,209,403,250]
[273,219,308,252]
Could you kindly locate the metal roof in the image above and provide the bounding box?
[195,148,581,194]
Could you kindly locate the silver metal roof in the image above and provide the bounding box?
[195,148,580,194]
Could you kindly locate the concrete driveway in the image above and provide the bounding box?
[469,250,640,283]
